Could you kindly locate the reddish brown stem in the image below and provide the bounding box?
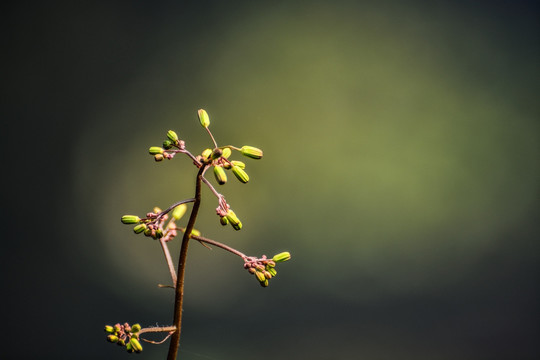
[167,165,206,360]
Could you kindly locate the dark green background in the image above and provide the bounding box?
[4,1,539,359]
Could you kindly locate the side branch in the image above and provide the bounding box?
[191,234,247,259]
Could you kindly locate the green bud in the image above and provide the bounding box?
[214,166,227,185]
[190,228,201,237]
[155,228,164,239]
[220,216,229,226]
[144,227,153,237]
[121,215,141,224]
[133,223,147,234]
[167,130,179,142]
[267,267,277,277]
[230,160,245,169]
[130,338,143,353]
[255,270,266,283]
[163,140,173,149]
[221,147,232,159]
[131,324,141,333]
[198,109,210,128]
[125,342,133,352]
[260,279,269,287]
[104,325,115,333]
[107,335,119,343]
[149,146,164,155]
[272,252,291,263]
[172,203,187,221]
[241,146,263,159]
[201,148,212,159]
[117,338,126,346]
[226,210,242,230]
[232,165,249,183]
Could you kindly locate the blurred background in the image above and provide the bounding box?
[3,0,539,359]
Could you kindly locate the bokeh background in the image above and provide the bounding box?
[4,1,539,359]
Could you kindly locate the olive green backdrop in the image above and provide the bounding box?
[4,1,539,359]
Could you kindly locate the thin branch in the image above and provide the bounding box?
[205,127,218,148]
[167,165,207,360]
[155,198,196,222]
[139,326,177,345]
[139,326,177,335]
[159,238,177,285]
[153,198,195,285]
[191,234,247,259]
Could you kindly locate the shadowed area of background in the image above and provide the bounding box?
[4,1,539,359]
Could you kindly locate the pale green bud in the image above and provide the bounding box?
[107,335,119,343]
[189,228,201,237]
[149,146,164,155]
[220,216,229,226]
[226,210,242,230]
[255,270,266,283]
[230,160,245,169]
[133,223,147,234]
[121,215,141,224]
[104,325,115,333]
[260,279,269,287]
[232,165,249,183]
[267,267,277,277]
[214,166,227,185]
[130,338,143,353]
[221,147,232,159]
[172,203,187,220]
[167,130,179,142]
[272,252,291,263]
[201,148,212,159]
[241,146,263,159]
[198,109,210,128]
[125,342,133,352]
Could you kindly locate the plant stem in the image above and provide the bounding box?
[167,165,206,360]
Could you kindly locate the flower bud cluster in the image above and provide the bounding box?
[104,322,143,353]
[121,204,188,242]
[148,129,185,162]
[243,252,291,287]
